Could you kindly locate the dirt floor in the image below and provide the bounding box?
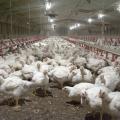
[0,83,111,120]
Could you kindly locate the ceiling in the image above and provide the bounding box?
[0,0,120,34]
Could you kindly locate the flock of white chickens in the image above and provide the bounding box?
[0,36,120,120]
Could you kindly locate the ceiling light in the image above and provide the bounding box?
[69,26,73,30]
[50,18,54,23]
[76,23,80,27]
[98,13,105,19]
[88,18,93,23]
[45,2,51,10]
[48,17,54,23]
[116,4,120,12]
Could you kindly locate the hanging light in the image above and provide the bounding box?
[48,17,55,23]
[88,18,93,23]
[98,13,105,19]
[116,4,120,12]
[45,1,51,10]
[69,26,73,30]
[76,23,80,27]
[50,18,54,23]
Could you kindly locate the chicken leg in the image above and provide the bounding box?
[13,96,21,112]
[100,108,103,120]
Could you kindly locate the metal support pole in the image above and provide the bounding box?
[10,0,13,39]
[28,0,31,36]
[101,18,105,46]
[39,3,41,35]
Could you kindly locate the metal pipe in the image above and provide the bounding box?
[10,0,13,39]
[28,0,31,36]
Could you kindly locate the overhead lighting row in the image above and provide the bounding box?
[69,23,80,30]
[88,13,105,23]
[69,12,105,31]
[45,1,56,30]
[88,18,93,23]
[98,13,105,19]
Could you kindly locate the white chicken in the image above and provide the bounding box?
[86,57,107,72]
[48,65,76,88]
[55,57,74,67]
[12,59,24,71]
[32,63,49,95]
[0,69,8,78]
[99,91,120,120]
[73,56,87,67]
[32,61,53,73]
[43,57,58,66]
[0,64,12,74]
[0,76,34,111]
[26,55,35,65]
[22,64,36,80]
[82,85,111,120]
[97,66,115,75]
[62,83,94,103]
[95,67,120,91]
[9,70,22,78]
[71,66,93,84]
